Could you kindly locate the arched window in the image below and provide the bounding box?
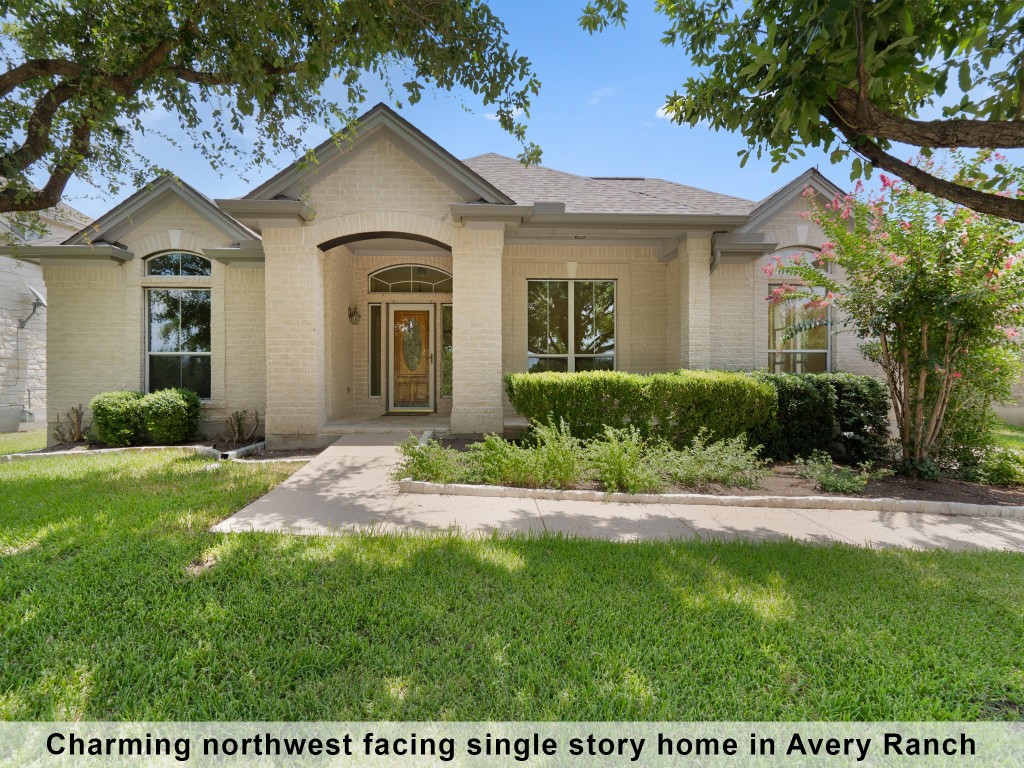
[144,251,212,398]
[369,264,452,293]
[766,247,830,373]
[146,251,211,276]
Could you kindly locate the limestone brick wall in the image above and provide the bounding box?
[679,235,712,369]
[709,261,759,370]
[264,228,325,443]
[304,139,463,221]
[0,257,45,419]
[452,226,503,434]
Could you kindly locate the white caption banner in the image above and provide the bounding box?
[1,722,1022,767]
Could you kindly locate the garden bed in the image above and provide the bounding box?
[427,436,1024,508]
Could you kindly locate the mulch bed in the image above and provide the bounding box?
[711,464,1024,507]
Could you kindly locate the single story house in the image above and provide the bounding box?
[5,104,1018,447]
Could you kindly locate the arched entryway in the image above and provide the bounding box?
[318,230,454,421]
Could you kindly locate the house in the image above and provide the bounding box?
[0,201,91,430]
[5,103,1014,447]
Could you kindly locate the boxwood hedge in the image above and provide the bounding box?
[141,387,201,444]
[749,372,891,462]
[504,370,777,447]
[89,390,146,447]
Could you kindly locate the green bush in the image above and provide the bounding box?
[975,448,1024,487]
[89,391,146,447]
[795,450,891,495]
[504,370,777,448]
[468,434,537,487]
[823,373,892,463]
[659,430,770,490]
[141,388,201,444]
[395,437,470,484]
[586,427,665,493]
[750,372,891,462]
[527,420,585,489]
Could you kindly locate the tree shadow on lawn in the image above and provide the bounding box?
[1,452,1023,721]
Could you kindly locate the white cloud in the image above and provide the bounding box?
[587,87,618,106]
[655,105,671,120]
[484,107,523,122]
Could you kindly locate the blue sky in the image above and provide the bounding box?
[63,0,857,218]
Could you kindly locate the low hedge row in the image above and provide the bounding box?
[89,388,201,447]
[749,372,891,462]
[505,370,891,463]
[504,370,778,447]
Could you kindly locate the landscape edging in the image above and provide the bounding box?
[4,444,223,462]
[398,478,1024,519]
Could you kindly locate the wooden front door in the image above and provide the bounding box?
[390,306,433,411]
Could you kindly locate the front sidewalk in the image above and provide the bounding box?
[213,434,1024,551]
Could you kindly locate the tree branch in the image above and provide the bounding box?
[0,59,82,99]
[829,86,1024,148]
[0,82,79,176]
[826,106,1024,221]
[0,118,93,213]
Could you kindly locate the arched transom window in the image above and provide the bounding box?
[146,251,212,276]
[369,264,452,293]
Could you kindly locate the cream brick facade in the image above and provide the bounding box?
[39,107,1009,448]
[44,198,266,443]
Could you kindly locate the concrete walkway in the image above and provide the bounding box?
[214,434,1024,551]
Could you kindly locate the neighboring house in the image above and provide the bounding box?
[3,104,1018,446]
[0,202,91,429]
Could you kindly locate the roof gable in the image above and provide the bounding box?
[244,103,514,205]
[739,168,845,233]
[65,175,257,246]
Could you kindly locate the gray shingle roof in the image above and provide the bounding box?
[462,153,755,215]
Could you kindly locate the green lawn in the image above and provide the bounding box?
[2,450,1024,721]
[994,421,1024,453]
[0,429,46,455]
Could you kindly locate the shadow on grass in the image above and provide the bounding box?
[1,450,1023,721]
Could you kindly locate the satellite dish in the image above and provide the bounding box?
[27,285,46,307]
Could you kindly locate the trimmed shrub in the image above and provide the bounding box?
[89,391,146,447]
[824,373,892,463]
[141,388,201,444]
[750,373,891,462]
[504,370,777,448]
[749,374,837,460]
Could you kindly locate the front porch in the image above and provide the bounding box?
[319,413,528,440]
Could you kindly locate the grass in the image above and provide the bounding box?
[0,429,46,455]
[993,421,1024,453]
[2,450,1024,721]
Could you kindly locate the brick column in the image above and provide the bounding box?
[450,223,504,434]
[677,232,712,369]
[263,227,326,448]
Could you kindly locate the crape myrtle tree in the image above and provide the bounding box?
[580,0,1024,221]
[0,0,541,226]
[768,153,1024,473]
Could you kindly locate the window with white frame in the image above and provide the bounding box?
[527,280,615,372]
[145,252,212,398]
[767,248,830,373]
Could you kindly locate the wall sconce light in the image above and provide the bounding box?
[348,306,361,325]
